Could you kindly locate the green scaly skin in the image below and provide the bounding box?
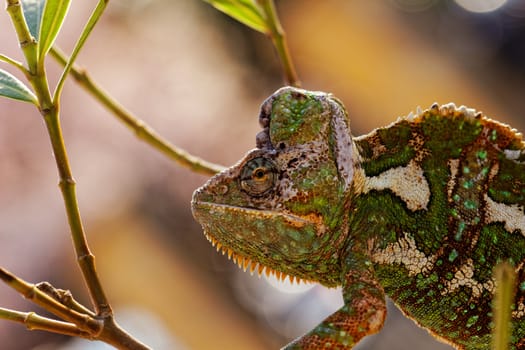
[191,87,525,349]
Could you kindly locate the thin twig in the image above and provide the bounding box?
[36,282,96,317]
[47,111,112,317]
[0,53,26,73]
[259,0,300,87]
[44,0,114,319]
[0,307,92,338]
[492,262,516,350]
[53,0,108,105]
[5,0,38,74]
[49,47,224,176]
[6,0,112,319]
[0,268,151,349]
[0,267,102,334]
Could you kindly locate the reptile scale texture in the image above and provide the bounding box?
[191,87,525,349]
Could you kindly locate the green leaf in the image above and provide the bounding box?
[22,0,46,40]
[38,0,71,59]
[0,69,37,104]
[203,0,268,33]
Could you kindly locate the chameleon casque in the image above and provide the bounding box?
[191,87,525,349]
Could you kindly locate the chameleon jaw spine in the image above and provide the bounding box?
[203,231,306,284]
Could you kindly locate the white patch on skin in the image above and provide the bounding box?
[442,259,494,298]
[447,159,460,201]
[363,160,430,211]
[513,302,525,319]
[504,149,522,161]
[484,194,525,235]
[371,233,436,276]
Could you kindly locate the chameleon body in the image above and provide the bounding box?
[191,87,525,349]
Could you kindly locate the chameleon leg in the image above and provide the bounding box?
[283,264,387,349]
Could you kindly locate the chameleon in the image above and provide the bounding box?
[191,86,525,349]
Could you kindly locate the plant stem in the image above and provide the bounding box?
[40,0,113,319]
[36,282,97,317]
[53,0,108,105]
[492,262,515,350]
[5,0,38,74]
[0,53,26,73]
[5,0,111,319]
[50,46,224,176]
[98,318,151,350]
[0,307,91,338]
[4,1,165,348]
[259,0,300,87]
[43,108,112,318]
[0,269,150,349]
[0,267,102,333]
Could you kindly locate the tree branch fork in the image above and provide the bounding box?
[0,267,150,349]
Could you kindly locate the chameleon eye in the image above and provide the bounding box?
[240,157,277,195]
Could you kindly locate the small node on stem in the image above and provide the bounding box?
[23,312,37,330]
[58,178,77,190]
[6,0,20,9]
[39,106,56,118]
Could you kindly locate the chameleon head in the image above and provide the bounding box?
[191,87,359,286]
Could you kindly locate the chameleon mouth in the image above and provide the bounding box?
[193,201,326,234]
[202,230,308,284]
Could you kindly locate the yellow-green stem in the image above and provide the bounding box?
[0,307,90,338]
[43,109,111,317]
[492,262,516,350]
[0,267,102,333]
[259,0,300,87]
[4,1,160,348]
[0,53,26,72]
[5,0,111,324]
[5,0,38,74]
[53,0,108,105]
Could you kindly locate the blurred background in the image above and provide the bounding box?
[0,0,524,349]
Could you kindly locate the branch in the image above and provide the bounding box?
[259,0,300,87]
[36,282,96,317]
[0,268,151,349]
[0,53,26,73]
[53,0,108,105]
[0,267,102,334]
[492,262,516,350]
[0,307,92,338]
[49,46,224,176]
[48,112,113,317]
[5,0,38,74]
[5,0,111,319]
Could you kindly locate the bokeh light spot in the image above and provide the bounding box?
[454,0,508,13]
